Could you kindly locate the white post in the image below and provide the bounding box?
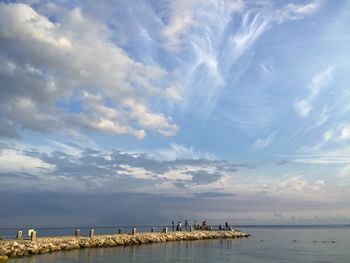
[16,230,23,240]
[28,229,34,237]
[131,228,136,235]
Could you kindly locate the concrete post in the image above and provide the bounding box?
[16,230,23,240]
[30,231,37,242]
[28,229,34,237]
[163,227,168,233]
[75,229,80,237]
[131,228,136,235]
[229,226,233,231]
[89,229,95,238]
[209,226,213,231]
[151,227,155,232]
[118,228,122,234]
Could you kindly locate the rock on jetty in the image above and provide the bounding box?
[0,230,249,261]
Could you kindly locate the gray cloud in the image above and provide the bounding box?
[0,145,251,194]
[190,171,222,185]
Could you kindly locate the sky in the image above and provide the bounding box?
[1,0,350,227]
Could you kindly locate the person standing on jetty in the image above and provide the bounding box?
[172,221,175,231]
[178,221,182,231]
[185,220,188,231]
[225,222,229,230]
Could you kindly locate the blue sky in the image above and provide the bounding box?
[1,0,350,227]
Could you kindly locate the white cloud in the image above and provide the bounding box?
[285,142,350,164]
[0,149,55,174]
[275,176,325,192]
[161,0,198,51]
[0,3,72,49]
[118,165,156,180]
[320,123,350,144]
[156,143,216,161]
[323,130,333,142]
[275,2,319,23]
[310,66,334,99]
[294,100,312,118]
[232,11,269,58]
[123,99,179,137]
[161,0,245,52]
[339,125,350,140]
[252,132,276,149]
[294,67,334,118]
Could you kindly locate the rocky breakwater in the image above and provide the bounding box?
[0,230,249,261]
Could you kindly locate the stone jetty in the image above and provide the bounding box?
[0,230,249,261]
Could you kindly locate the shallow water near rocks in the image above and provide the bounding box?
[10,226,350,263]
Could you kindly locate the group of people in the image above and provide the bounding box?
[171,220,231,231]
[172,220,190,231]
[171,220,213,231]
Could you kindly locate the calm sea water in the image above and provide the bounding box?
[9,226,350,263]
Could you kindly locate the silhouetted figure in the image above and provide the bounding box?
[172,221,175,231]
[202,220,207,229]
[225,222,229,230]
[185,220,188,231]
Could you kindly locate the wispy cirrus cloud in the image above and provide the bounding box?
[252,132,276,150]
[161,0,245,52]
[274,1,319,23]
[156,143,216,161]
[295,66,334,118]
[174,0,320,121]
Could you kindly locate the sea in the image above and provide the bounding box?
[2,225,349,262]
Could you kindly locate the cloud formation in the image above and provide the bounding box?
[0,1,321,140]
[2,0,350,225]
[0,144,240,194]
[0,143,334,203]
[0,2,179,139]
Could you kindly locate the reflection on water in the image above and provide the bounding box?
[11,226,350,263]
